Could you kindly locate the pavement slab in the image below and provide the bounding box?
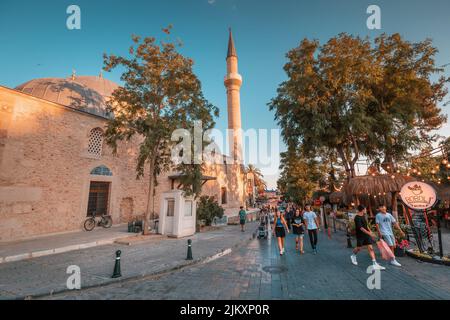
[0,222,258,299]
[40,229,450,300]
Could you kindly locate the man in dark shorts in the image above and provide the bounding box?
[239,206,246,232]
[350,205,385,270]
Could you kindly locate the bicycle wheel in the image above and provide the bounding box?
[102,216,112,228]
[84,218,96,231]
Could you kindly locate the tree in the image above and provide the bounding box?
[246,164,267,194]
[196,195,224,226]
[369,34,448,172]
[103,29,218,234]
[269,33,448,180]
[269,34,376,179]
[277,146,328,205]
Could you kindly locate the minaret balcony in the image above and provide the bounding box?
[224,73,242,87]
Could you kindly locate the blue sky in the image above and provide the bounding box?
[1,0,450,188]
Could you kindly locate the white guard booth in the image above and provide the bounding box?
[159,190,197,238]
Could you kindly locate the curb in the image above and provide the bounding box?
[15,227,258,300]
[405,250,450,266]
[0,238,122,265]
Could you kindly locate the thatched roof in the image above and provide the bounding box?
[437,187,450,200]
[329,191,345,204]
[427,182,450,201]
[344,174,416,196]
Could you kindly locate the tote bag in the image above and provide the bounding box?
[377,239,395,260]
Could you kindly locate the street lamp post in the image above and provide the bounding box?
[436,210,444,258]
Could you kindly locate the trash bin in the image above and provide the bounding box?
[128,220,143,233]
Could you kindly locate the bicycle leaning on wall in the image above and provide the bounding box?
[84,211,113,231]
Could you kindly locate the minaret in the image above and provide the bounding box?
[224,28,243,162]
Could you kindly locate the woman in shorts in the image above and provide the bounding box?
[291,208,305,254]
[273,209,290,255]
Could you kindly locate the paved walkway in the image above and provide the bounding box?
[0,222,258,299]
[45,230,450,300]
[0,225,135,263]
[431,228,450,256]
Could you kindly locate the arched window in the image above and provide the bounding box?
[87,128,103,157]
[91,165,113,176]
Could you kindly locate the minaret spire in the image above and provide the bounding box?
[227,28,237,58]
[224,29,243,163]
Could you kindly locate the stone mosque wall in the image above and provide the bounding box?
[0,86,245,242]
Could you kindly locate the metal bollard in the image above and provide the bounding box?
[112,250,122,278]
[186,239,193,260]
[346,230,353,248]
[333,217,336,233]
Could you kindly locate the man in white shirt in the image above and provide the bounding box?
[375,205,405,267]
[303,205,321,254]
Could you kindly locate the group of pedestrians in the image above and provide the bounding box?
[262,204,321,256]
[254,202,406,268]
[351,204,405,269]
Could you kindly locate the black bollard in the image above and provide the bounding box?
[112,250,122,278]
[346,231,353,248]
[436,214,444,258]
[186,239,193,260]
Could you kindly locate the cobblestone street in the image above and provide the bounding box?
[46,231,450,300]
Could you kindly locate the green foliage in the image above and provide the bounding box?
[277,146,328,204]
[102,27,218,229]
[246,164,267,194]
[196,196,225,226]
[269,33,448,178]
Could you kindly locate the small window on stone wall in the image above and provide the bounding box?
[91,165,113,176]
[221,187,227,205]
[88,128,103,157]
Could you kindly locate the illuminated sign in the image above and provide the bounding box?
[400,182,437,210]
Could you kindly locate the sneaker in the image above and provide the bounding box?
[350,254,358,266]
[313,249,317,255]
[372,262,386,270]
[390,259,402,267]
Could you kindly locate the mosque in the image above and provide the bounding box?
[0,30,254,242]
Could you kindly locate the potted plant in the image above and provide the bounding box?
[196,196,224,232]
[395,239,409,257]
[347,220,356,236]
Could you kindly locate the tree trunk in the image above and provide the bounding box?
[337,144,352,180]
[391,191,399,221]
[143,156,156,235]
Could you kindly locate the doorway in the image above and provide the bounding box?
[164,198,175,234]
[87,181,110,216]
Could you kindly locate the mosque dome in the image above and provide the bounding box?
[15,75,119,118]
